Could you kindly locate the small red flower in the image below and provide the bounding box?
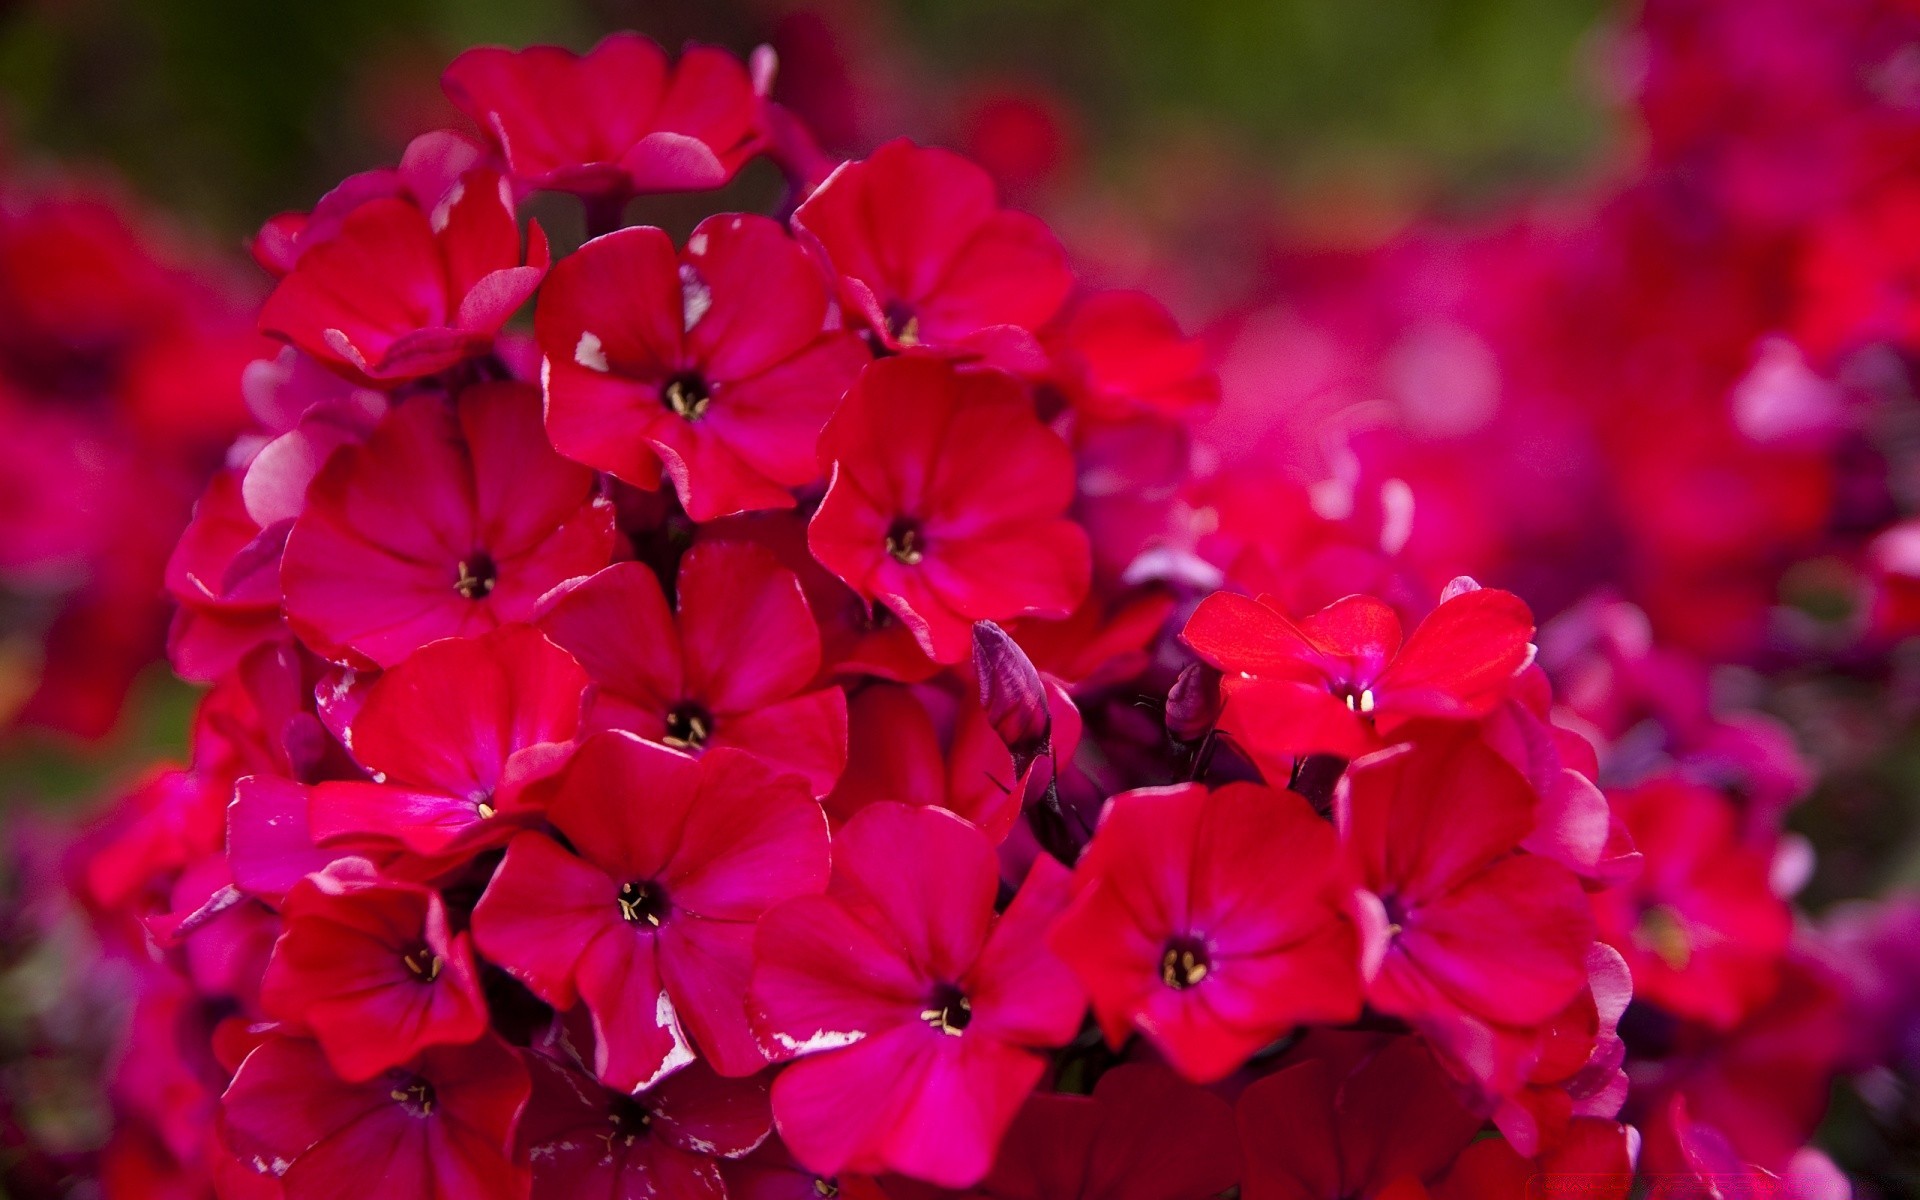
[259,858,489,1081]
[792,139,1072,370]
[537,542,848,796]
[1050,781,1363,1081]
[1044,291,1218,422]
[307,624,588,873]
[164,469,289,682]
[1342,732,1595,1096]
[519,1050,772,1199]
[536,215,869,519]
[443,34,764,202]
[281,384,614,668]
[221,1032,530,1200]
[472,731,829,1089]
[748,803,1085,1188]
[808,356,1090,663]
[1182,581,1535,764]
[1591,775,1791,1030]
[259,168,549,383]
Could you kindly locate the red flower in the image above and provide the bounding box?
[443,34,764,202]
[1044,291,1218,422]
[538,543,847,796]
[1237,1032,1488,1200]
[259,168,549,383]
[260,858,489,1081]
[221,1032,530,1200]
[1341,731,1595,1096]
[164,469,289,682]
[748,803,1085,1187]
[792,139,1072,370]
[536,215,869,519]
[1181,582,1535,764]
[1050,781,1363,1081]
[1591,775,1791,1030]
[471,731,829,1089]
[519,1050,772,1199]
[969,1064,1241,1200]
[282,384,614,668]
[808,357,1090,663]
[307,625,588,873]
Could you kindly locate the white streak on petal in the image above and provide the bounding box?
[574,332,609,373]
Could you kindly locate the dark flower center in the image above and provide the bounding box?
[1160,936,1212,990]
[1333,681,1376,714]
[604,1093,653,1148]
[812,1181,840,1199]
[387,1073,436,1117]
[885,518,926,565]
[401,944,443,983]
[454,553,498,600]
[662,704,713,750]
[618,880,670,928]
[1380,892,1411,936]
[662,373,712,420]
[1635,903,1693,970]
[882,301,920,347]
[920,983,972,1037]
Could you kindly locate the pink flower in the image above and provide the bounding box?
[221,1032,530,1200]
[792,139,1072,370]
[808,356,1090,663]
[472,731,829,1089]
[536,215,869,519]
[1182,583,1535,764]
[519,1049,772,1199]
[260,858,489,1081]
[1050,781,1363,1081]
[281,384,614,668]
[1341,731,1595,1096]
[748,803,1085,1188]
[259,168,549,383]
[164,469,289,682]
[443,35,764,202]
[537,542,848,795]
[1043,291,1218,422]
[307,624,588,874]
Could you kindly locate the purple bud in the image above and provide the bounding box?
[1166,661,1223,741]
[972,620,1052,776]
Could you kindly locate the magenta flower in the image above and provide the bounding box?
[281,383,614,668]
[538,541,847,796]
[472,731,830,1089]
[259,858,489,1082]
[536,214,870,519]
[748,802,1085,1188]
[307,624,589,874]
[221,1032,530,1200]
[792,138,1072,371]
[1050,781,1364,1082]
[807,356,1091,663]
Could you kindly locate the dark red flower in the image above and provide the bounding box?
[307,624,588,873]
[808,356,1090,663]
[221,1032,530,1200]
[443,35,765,202]
[519,1050,772,1199]
[1591,776,1791,1030]
[748,803,1085,1187]
[472,731,830,1089]
[536,215,869,519]
[260,858,489,1081]
[281,384,614,668]
[792,139,1072,370]
[1050,781,1363,1081]
[1044,291,1218,422]
[1182,581,1535,765]
[259,167,549,383]
[537,542,847,795]
[1342,732,1595,1097]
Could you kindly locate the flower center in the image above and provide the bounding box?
[401,944,443,983]
[454,553,497,600]
[618,880,670,928]
[1380,892,1411,937]
[1635,903,1693,971]
[1335,682,1376,714]
[1160,936,1212,990]
[604,1094,653,1148]
[387,1073,436,1117]
[662,373,711,420]
[885,518,926,565]
[812,1181,840,1199]
[662,704,713,750]
[882,301,920,347]
[920,983,972,1036]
